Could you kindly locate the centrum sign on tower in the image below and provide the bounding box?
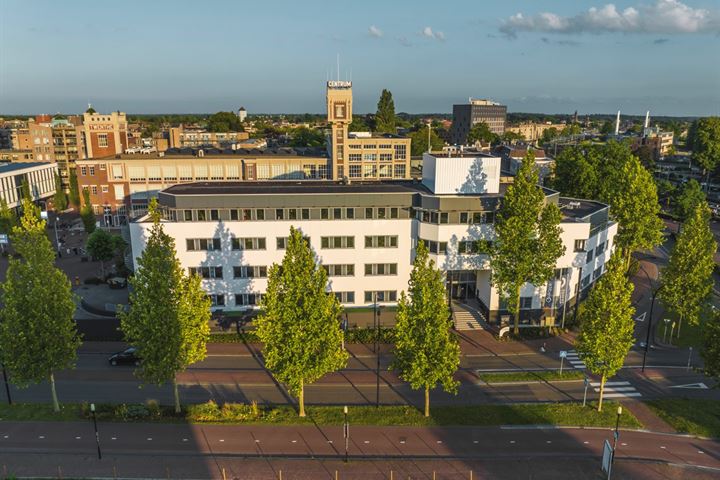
[327,81,352,88]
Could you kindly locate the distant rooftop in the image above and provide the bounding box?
[162,180,429,197]
[115,146,327,160]
[348,132,408,140]
[559,197,609,220]
[0,162,55,174]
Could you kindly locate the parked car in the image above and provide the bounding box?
[109,347,140,366]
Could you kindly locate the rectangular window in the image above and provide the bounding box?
[89,166,95,176]
[209,294,225,307]
[365,207,373,219]
[230,209,239,221]
[288,208,298,220]
[301,208,310,220]
[377,207,386,219]
[91,186,98,195]
[586,249,594,263]
[593,266,603,280]
[346,208,354,219]
[333,207,342,219]
[210,209,219,221]
[440,212,449,224]
[364,291,397,303]
[460,212,469,224]
[101,185,108,193]
[574,239,586,252]
[256,209,265,220]
[235,293,263,306]
[390,207,399,219]
[323,264,355,277]
[186,238,222,251]
[184,210,192,221]
[197,210,206,221]
[231,237,266,250]
[276,209,284,220]
[233,266,268,278]
[596,241,606,255]
[334,291,355,304]
[321,208,329,220]
[320,236,354,249]
[393,165,406,178]
[188,266,223,279]
[520,297,533,310]
[276,236,310,249]
[364,263,398,276]
[458,241,479,255]
[80,166,87,176]
[98,134,108,147]
[364,236,398,248]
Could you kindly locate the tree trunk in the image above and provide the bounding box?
[625,249,632,272]
[597,374,606,412]
[424,385,430,417]
[49,372,60,413]
[299,379,306,417]
[513,286,521,335]
[676,314,683,340]
[173,378,181,414]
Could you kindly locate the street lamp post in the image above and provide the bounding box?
[642,286,662,373]
[1,364,11,405]
[375,298,381,408]
[663,318,671,343]
[90,403,102,460]
[343,406,349,463]
[612,406,622,468]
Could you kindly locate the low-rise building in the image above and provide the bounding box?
[506,122,566,142]
[169,126,250,149]
[128,151,616,328]
[0,162,58,210]
[495,145,553,183]
[76,147,328,225]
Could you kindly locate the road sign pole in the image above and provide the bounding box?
[583,377,589,407]
[687,347,693,371]
[560,357,564,376]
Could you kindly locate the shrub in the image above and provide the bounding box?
[187,400,222,422]
[125,404,150,419]
[146,399,161,418]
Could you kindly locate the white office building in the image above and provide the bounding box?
[0,162,58,210]
[129,151,616,329]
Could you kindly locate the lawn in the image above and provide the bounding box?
[645,398,720,438]
[656,314,704,350]
[0,401,642,429]
[478,370,585,383]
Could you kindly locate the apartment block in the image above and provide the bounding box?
[450,98,507,145]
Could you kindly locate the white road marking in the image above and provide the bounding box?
[255,439,260,443]
[3,435,8,439]
[219,439,224,442]
[473,440,479,444]
[183,438,188,442]
[510,440,516,444]
[698,451,705,454]
[111,437,117,440]
[328,440,333,443]
[546,441,552,444]
[603,393,642,398]
[583,441,589,444]
[38,436,45,439]
[147,437,152,441]
[364,440,370,444]
[590,381,631,386]
[75,436,81,440]
[291,440,297,443]
[437,440,442,444]
[661,446,666,449]
[400,440,405,444]
[621,443,627,446]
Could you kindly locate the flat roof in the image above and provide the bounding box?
[162,180,430,196]
[0,161,55,174]
[559,197,609,219]
[100,146,328,161]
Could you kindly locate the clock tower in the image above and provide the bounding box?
[326,81,353,179]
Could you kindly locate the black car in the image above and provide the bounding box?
[109,347,140,366]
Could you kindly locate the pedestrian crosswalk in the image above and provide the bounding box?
[565,350,586,370]
[591,381,642,398]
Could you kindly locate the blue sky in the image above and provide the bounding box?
[1,0,719,116]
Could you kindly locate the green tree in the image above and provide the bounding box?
[53,173,67,212]
[551,145,600,199]
[673,179,706,223]
[289,127,326,148]
[348,116,371,132]
[688,117,720,188]
[502,131,525,143]
[484,153,565,334]
[633,144,656,170]
[702,310,720,384]
[576,252,635,412]
[119,200,211,413]
[560,124,581,137]
[409,127,444,156]
[206,111,244,132]
[68,169,80,210]
[256,226,347,417]
[599,120,614,135]
[541,127,559,143]
[601,153,664,268]
[466,122,497,145]
[392,241,460,417]
[0,200,80,412]
[20,179,31,202]
[80,189,96,234]
[0,197,17,235]
[375,89,396,134]
[660,203,716,339]
[86,228,126,278]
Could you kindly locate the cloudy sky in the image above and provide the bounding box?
[1,0,719,116]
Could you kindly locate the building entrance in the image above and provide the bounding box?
[446,270,476,300]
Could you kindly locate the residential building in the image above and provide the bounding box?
[494,145,553,183]
[0,129,12,149]
[76,147,328,225]
[326,81,411,180]
[51,117,86,187]
[506,122,566,142]
[11,121,55,162]
[168,126,250,149]
[450,98,507,145]
[0,162,58,210]
[0,150,35,162]
[83,109,129,158]
[128,151,616,328]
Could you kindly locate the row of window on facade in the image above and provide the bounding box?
[208,290,398,307]
[177,206,403,222]
[415,209,495,225]
[186,235,399,252]
[189,262,398,280]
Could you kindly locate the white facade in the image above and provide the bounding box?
[0,162,58,209]
[422,152,500,195]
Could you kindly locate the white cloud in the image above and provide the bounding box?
[422,26,446,41]
[500,0,720,37]
[368,25,383,38]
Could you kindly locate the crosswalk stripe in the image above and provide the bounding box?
[594,387,637,392]
[603,392,642,398]
[590,381,630,387]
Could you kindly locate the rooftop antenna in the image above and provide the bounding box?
[615,110,621,136]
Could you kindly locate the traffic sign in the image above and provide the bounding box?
[559,350,567,359]
[0,234,7,244]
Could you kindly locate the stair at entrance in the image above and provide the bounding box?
[452,300,488,331]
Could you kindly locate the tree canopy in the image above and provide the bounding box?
[409,127,444,156]
[289,127,326,148]
[68,169,80,210]
[0,200,80,412]
[392,241,460,417]
[80,188,96,234]
[576,252,635,412]
[206,111,245,132]
[86,228,126,277]
[467,122,497,145]
[673,179,706,222]
[688,117,720,177]
[119,200,211,413]
[256,227,347,417]
[53,173,67,211]
[375,89,396,134]
[484,152,565,334]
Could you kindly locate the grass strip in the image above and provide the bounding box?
[0,401,642,429]
[478,370,585,383]
[645,398,720,438]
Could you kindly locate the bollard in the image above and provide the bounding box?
[222,467,227,480]
[166,466,170,479]
[390,470,394,480]
[113,465,118,479]
[470,470,473,480]
[335,471,339,480]
[279,470,282,480]
[57,466,63,479]
[433,472,436,480]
